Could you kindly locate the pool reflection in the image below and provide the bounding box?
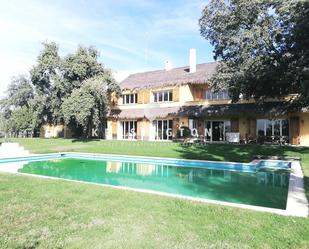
[18,158,290,209]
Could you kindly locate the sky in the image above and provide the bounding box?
[0,0,214,96]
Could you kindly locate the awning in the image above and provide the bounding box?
[109,106,181,120]
[109,102,302,120]
[109,108,145,119]
[177,102,301,117]
[144,106,180,120]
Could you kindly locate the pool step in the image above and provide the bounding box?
[255,160,291,171]
[0,143,30,158]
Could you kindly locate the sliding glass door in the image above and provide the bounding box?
[153,120,173,140]
[122,121,137,139]
[256,119,289,137]
[205,120,231,142]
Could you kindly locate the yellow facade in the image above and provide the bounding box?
[111,120,117,139]
[142,119,150,140]
[299,113,309,146]
[172,87,180,102]
[40,124,64,138]
[238,117,248,140]
[137,90,150,104]
[108,82,309,146]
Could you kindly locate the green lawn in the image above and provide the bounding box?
[1,173,309,249]
[1,138,309,248]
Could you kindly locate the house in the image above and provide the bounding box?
[106,49,309,146]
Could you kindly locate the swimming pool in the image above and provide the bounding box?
[1,153,291,210]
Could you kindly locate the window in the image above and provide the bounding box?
[265,120,272,137]
[188,119,197,130]
[123,93,137,104]
[256,119,289,137]
[205,90,230,100]
[163,91,168,101]
[122,121,137,139]
[153,90,173,102]
[274,120,281,136]
[153,120,173,140]
[282,119,289,136]
[257,119,265,137]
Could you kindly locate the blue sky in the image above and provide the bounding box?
[0,0,213,95]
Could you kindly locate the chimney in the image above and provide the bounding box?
[165,60,172,71]
[189,48,196,73]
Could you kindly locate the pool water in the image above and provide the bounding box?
[17,158,290,209]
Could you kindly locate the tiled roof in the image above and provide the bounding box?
[109,106,181,120]
[120,62,218,90]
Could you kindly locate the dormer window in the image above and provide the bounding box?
[153,90,173,102]
[205,90,230,100]
[123,93,137,104]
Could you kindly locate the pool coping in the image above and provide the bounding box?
[0,152,308,217]
[0,151,254,165]
[0,152,259,172]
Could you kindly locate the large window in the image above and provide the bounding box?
[205,90,229,100]
[123,93,137,104]
[153,91,173,102]
[257,119,289,137]
[122,121,137,139]
[153,120,173,140]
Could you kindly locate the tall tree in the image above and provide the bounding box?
[62,46,106,90]
[30,42,61,124]
[51,45,109,123]
[199,0,309,106]
[62,75,120,138]
[1,42,120,138]
[30,42,60,95]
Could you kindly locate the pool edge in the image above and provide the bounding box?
[286,161,309,217]
[0,152,307,217]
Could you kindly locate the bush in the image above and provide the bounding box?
[176,126,191,138]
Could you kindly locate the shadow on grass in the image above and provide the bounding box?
[175,144,309,163]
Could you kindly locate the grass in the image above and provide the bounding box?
[0,138,309,248]
[1,173,309,249]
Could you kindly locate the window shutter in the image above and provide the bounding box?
[231,118,239,132]
[290,117,300,145]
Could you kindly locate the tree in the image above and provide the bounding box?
[29,42,114,125]
[62,75,120,138]
[62,46,106,90]
[199,0,309,107]
[51,45,109,124]
[30,42,60,95]
[5,75,34,108]
[30,42,61,124]
[0,75,37,136]
[0,42,120,138]
[10,106,36,135]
